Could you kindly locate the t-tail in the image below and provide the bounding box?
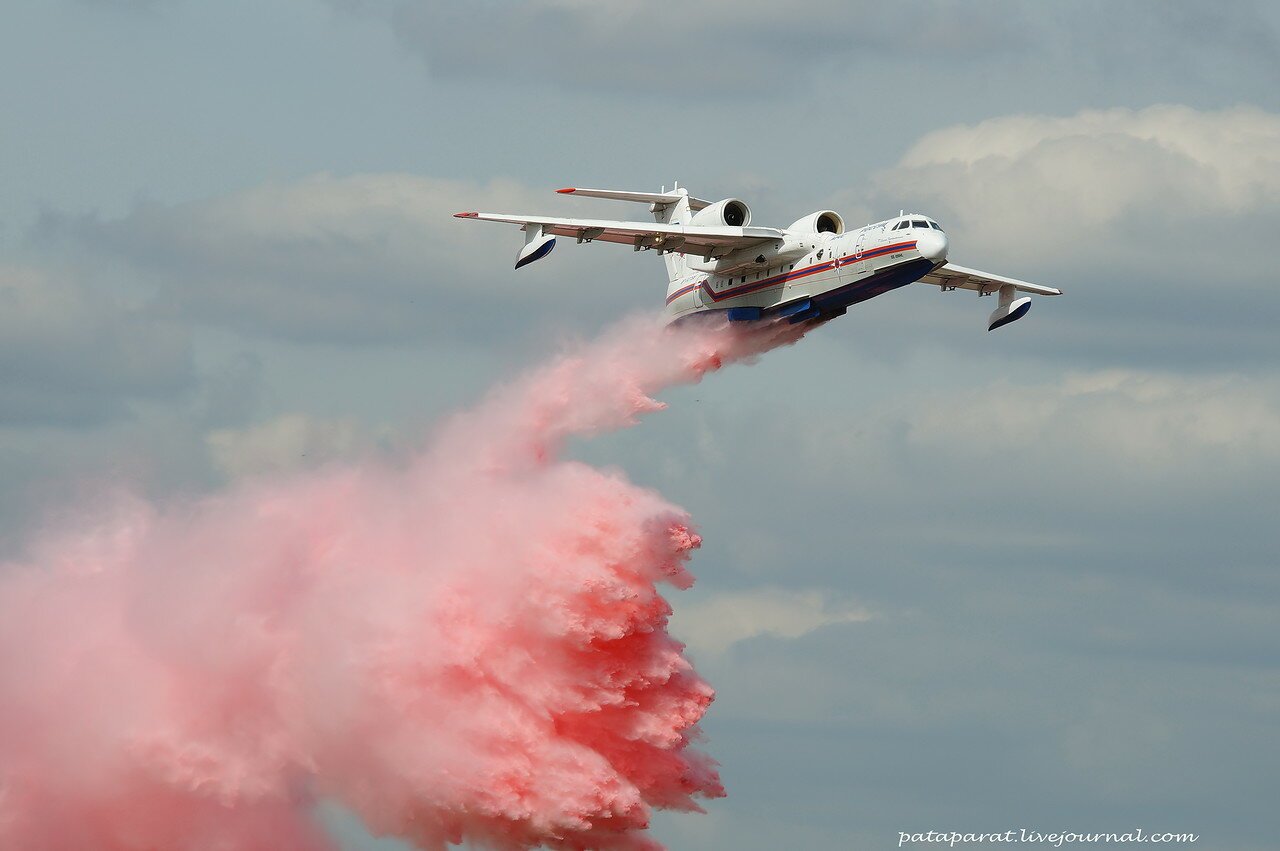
[555,183,706,286]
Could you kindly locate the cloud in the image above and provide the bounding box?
[206,413,391,480]
[903,369,1280,472]
[39,173,655,344]
[823,104,1280,370]
[71,0,169,12]
[638,356,1280,600]
[330,0,1028,96]
[674,587,871,657]
[323,0,1280,116]
[777,366,1280,526]
[0,266,193,427]
[868,104,1280,272]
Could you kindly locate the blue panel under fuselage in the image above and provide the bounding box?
[810,257,936,316]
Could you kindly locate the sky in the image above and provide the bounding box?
[3,0,1280,848]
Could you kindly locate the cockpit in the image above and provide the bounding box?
[890,217,944,232]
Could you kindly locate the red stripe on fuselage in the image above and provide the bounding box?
[665,239,918,305]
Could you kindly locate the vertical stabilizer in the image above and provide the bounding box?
[655,185,694,285]
[554,183,704,287]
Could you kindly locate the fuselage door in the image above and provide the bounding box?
[849,228,867,276]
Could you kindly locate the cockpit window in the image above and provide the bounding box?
[912,219,928,229]
[929,221,942,230]
[892,221,904,230]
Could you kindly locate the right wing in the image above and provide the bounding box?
[917,262,1063,296]
[454,211,783,259]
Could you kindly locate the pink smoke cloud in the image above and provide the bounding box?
[0,315,805,850]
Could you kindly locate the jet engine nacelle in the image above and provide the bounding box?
[691,198,752,228]
[786,210,845,235]
[988,284,1032,331]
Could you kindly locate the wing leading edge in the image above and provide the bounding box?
[917,263,1063,297]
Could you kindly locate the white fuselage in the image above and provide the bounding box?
[663,215,949,323]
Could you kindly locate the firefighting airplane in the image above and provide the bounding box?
[454,184,1061,330]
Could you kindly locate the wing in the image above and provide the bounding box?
[454,211,782,259]
[916,262,1063,297]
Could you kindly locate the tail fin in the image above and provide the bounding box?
[556,183,705,284]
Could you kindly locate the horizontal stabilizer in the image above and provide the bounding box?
[556,187,713,211]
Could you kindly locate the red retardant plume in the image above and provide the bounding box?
[0,314,806,850]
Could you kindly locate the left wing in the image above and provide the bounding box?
[454,211,783,264]
[916,262,1063,297]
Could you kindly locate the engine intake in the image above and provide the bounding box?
[786,210,845,235]
[691,198,752,228]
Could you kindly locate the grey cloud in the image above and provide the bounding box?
[71,0,168,10]
[577,354,1280,608]
[331,0,1279,110]
[36,174,657,345]
[192,351,264,428]
[0,267,193,427]
[8,3,1279,846]
[342,0,1028,95]
[675,582,1278,849]
[628,359,1280,848]
[67,0,180,17]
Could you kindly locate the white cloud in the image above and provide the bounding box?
[871,105,1280,270]
[900,105,1280,200]
[206,413,390,480]
[673,588,872,658]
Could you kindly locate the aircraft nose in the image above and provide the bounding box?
[916,230,948,263]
